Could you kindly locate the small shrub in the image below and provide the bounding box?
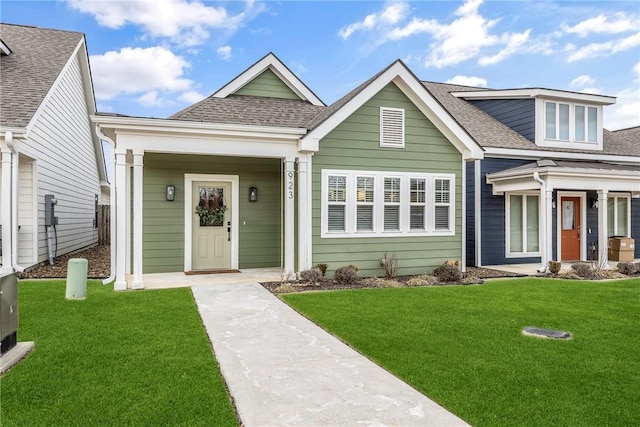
[334,266,359,285]
[406,275,438,287]
[548,260,561,275]
[636,262,640,274]
[300,268,325,283]
[617,262,637,276]
[381,252,399,279]
[347,264,359,272]
[313,263,328,277]
[571,263,593,278]
[433,263,462,283]
[273,283,297,293]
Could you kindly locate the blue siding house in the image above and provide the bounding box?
[426,82,640,271]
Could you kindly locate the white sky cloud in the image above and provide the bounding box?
[562,12,640,38]
[138,91,166,107]
[90,46,192,100]
[217,45,232,61]
[445,75,488,87]
[565,32,640,62]
[339,2,410,39]
[178,90,206,104]
[603,63,640,130]
[570,75,596,88]
[478,30,531,66]
[66,0,257,46]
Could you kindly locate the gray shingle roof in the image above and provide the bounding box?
[169,94,325,128]
[423,81,640,157]
[0,23,83,128]
[489,159,640,176]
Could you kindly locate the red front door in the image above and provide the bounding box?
[561,197,581,261]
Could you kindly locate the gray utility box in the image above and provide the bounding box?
[1,272,18,355]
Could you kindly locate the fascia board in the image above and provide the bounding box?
[92,115,307,141]
[453,88,615,105]
[488,167,640,181]
[213,53,324,106]
[484,147,640,163]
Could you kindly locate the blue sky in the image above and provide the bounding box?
[3,0,639,130]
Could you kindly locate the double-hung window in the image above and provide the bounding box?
[545,102,570,140]
[322,170,455,238]
[607,194,630,237]
[574,105,597,143]
[507,193,540,256]
[327,175,346,232]
[384,177,401,231]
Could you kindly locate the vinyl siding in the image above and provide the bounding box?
[235,69,302,100]
[20,54,100,265]
[142,153,281,273]
[632,198,640,259]
[480,158,542,265]
[312,82,463,277]
[469,99,535,142]
[17,159,35,265]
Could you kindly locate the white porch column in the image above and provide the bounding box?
[125,155,132,275]
[297,155,311,272]
[131,150,144,289]
[284,158,295,276]
[0,146,13,273]
[114,148,128,290]
[597,190,609,268]
[545,189,554,264]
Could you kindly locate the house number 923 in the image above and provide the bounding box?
[287,171,294,199]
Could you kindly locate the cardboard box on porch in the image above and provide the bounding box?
[608,237,635,262]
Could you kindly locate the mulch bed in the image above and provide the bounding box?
[17,245,111,279]
[261,267,523,294]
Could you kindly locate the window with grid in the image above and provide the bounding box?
[384,177,401,231]
[327,175,346,232]
[410,178,426,230]
[356,176,374,231]
[322,170,455,237]
[434,179,451,231]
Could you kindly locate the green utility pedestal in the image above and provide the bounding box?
[66,258,88,300]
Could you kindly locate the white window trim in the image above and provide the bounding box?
[505,191,541,258]
[607,193,631,237]
[321,169,455,238]
[535,98,603,151]
[379,107,405,148]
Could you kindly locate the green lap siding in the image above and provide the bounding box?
[235,69,301,100]
[143,153,281,273]
[312,83,463,277]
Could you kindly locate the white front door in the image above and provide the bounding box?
[191,181,231,270]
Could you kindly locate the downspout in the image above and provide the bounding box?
[1,131,15,273]
[533,172,547,273]
[10,135,26,272]
[95,125,116,285]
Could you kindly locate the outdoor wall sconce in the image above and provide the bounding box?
[249,186,258,202]
[552,200,556,209]
[166,185,175,201]
[590,198,599,209]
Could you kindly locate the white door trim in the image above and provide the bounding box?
[556,191,587,261]
[184,174,239,271]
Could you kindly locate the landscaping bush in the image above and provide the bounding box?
[347,264,359,272]
[334,266,359,285]
[406,275,438,287]
[571,263,593,278]
[313,263,328,277]
[381,252,399,279]
[433,263,462,283]
[548,260,561,275]
[617,262,637,276]
[300,268,325,283]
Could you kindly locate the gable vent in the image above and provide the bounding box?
[380,107,405,148]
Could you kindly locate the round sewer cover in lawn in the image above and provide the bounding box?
[522,327,571,339]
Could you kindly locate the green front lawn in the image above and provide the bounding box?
[283,278,640,426]
[0,281,237,426]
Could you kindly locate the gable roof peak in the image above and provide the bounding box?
[212,52,325,106]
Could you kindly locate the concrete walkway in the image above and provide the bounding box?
[192,282,469,427]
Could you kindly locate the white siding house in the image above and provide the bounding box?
[0,23,108,272]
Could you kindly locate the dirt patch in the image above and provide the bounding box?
[17,245,110,279]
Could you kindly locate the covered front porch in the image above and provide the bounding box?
[93,115,317,290]
[487,160,640,272]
